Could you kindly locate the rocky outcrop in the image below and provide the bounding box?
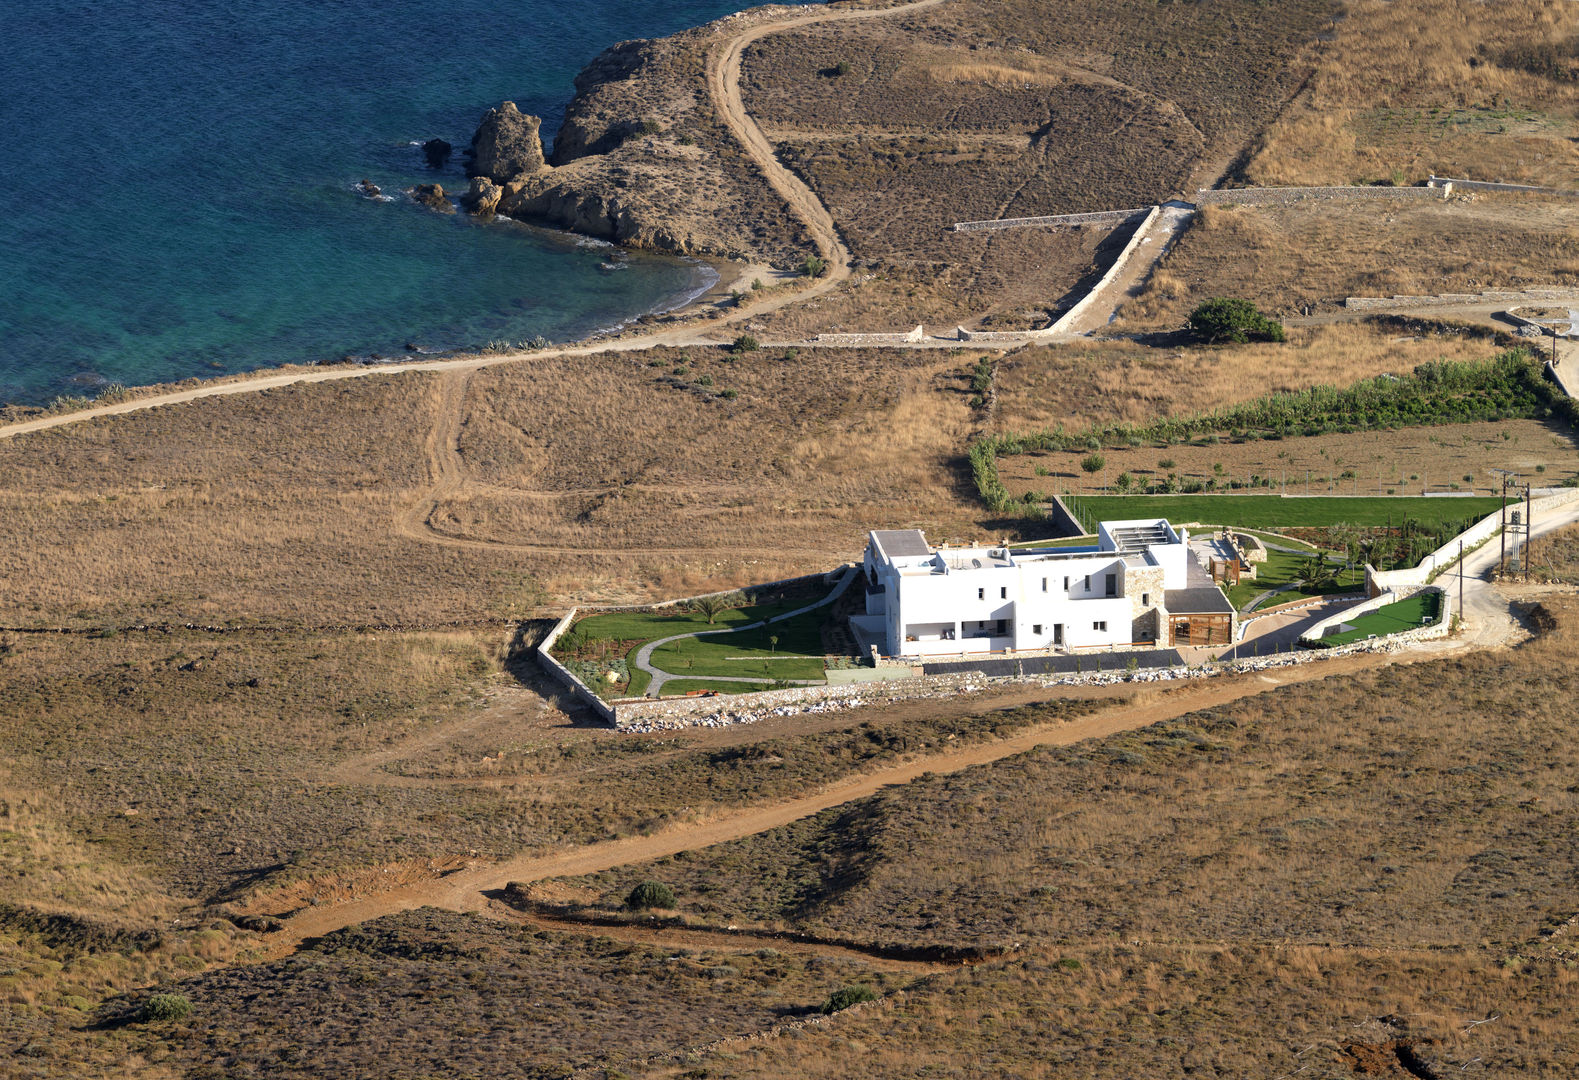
[465,176,503,216]
[356,178,382,199]
[422,138,452,168]
[469,102,545,182]
[408,183,454,214]
[551,39,665,164]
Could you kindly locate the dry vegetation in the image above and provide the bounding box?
[1244,0,1579,188]
[1536,520,1579,581]
[734,0,1337,322]
[557,597,1579,1077]
[1126,196,1579,326]
[992,322,1502,432]
[999,416,1579,498]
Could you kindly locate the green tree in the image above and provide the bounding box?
[799,255,827,278]
[140,994,193,1023]
[626,880,677,910]
[1187,298,1286,344]
[730,334,760,354]
[821,985,877,1014]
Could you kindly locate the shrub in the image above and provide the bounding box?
[141,993,193,1023]
[730,334,760,354]
[1188,297,1286,344]
[1080,453,1106,474]
[821,984,877,1014]
[626,880,676,910]
[799,255,827,278]
[832,60,852,76]
[719,388,738,400]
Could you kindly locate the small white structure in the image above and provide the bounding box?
[855,520,1207,659]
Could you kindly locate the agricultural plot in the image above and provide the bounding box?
[1000,417,1579,499]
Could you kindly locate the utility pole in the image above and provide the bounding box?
[1458,539,1464,625]
[1492,469,1515,575]
[1525,483,1534,581]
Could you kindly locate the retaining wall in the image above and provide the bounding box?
[1044,205,1164,335]
[536,608,617,725]
[1299,586,1448,647]
[951,207,1152,232]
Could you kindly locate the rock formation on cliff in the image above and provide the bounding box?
[468,102,546,183]
[465,19,809,264]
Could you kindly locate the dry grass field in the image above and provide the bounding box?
[555,596,1579,1077]
[1126,196,1579,327]
[1243,0,1579,189]
[999,416,1579,498]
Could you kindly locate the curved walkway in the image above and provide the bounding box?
[634,567,858,696]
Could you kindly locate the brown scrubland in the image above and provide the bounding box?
[7,0,1579,1076]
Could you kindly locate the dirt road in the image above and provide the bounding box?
[264,652,1401,956]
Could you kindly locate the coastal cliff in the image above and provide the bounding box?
[466,19,810,264]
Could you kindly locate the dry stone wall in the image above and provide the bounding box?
[1195,185,1445,207]
[1346,287,1579,311]
[951,207,1153,232]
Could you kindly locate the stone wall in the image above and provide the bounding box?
[1196,185,1444,207]
[1346,286,1579,311]
[814,325,922,345]
[1428,175,1579,198]
[951,207,1153,232]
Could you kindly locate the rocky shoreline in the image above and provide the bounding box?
[423,11,812,267]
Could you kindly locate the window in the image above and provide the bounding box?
[1142,593,1151,607]
[1032,623,1043,635]
[1053,623,1064,645]
[1000,586,1008,599]
[1063,576,1070,591]
[977,587,984,600]
[1093,620,1107,632]
[1041,577,1047,592]
[1083,574,1091,592]
[1105,573,1117,597]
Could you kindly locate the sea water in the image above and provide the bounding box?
[0,0,810,405]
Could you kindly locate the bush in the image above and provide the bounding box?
[1188,298,1286,344]
[626,880,676,910]
[1080,453,1106,474]
[141,993,193,1023]
[730,334,760,354]
[799,255,827,278]
[821,984,877,1014]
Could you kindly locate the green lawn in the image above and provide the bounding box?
[1226,549,1365,609]
[570,589,821,646]
[1315,591,1444,647]
[623,667,652,699]
[647,608,827,682]
[1064,495,1504,532]
[658,679,761,697]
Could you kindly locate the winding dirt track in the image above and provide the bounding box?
[264,652,1403,958]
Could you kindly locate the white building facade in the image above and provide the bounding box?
[856,520,1195,659]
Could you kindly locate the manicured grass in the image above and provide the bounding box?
[623,667,653,699]
[1063,494,1504,532]
[1316,591,1444,647]
[1225,549,1364,609]
[570,589,822,647]
[658,679,759,697]
[648,608,828,682]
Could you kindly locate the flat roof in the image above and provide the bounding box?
[872,529,931,558]
[1165,587,1235,615]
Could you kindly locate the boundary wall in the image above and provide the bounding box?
[1195,185,1445,207]
[1347,286,1579,311]
[537,609,616,724]
[1428,175,1579,198]
[951,207,1152,232]
[1298,586,1449,647]
[813,325,927,346]
[1366,488,1579,594]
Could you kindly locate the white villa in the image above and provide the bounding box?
[855,519,1236,659]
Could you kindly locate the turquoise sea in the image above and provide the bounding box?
[1,0,810,405]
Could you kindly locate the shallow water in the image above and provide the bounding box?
[1,0,809,405]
